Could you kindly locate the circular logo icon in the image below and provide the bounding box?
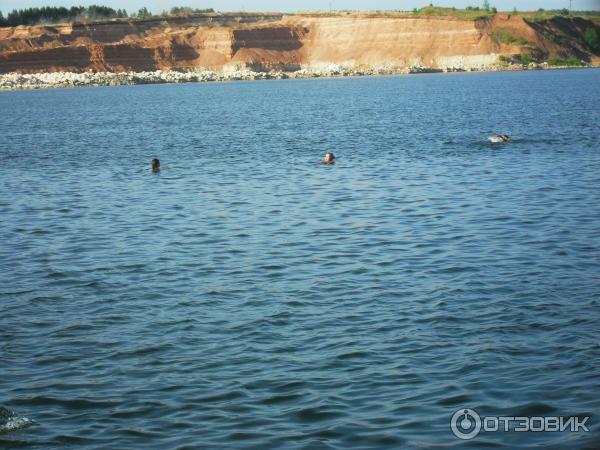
[451,408,481,440]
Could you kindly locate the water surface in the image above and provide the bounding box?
[1,69,600,449]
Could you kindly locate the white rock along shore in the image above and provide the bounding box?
[0,62,591,90]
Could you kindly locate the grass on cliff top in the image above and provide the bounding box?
[292,8,492,18]
[293,10,402,17]
[4,7,599,28]
[416,6,600,18]
[410,6,600,20]
[519,9,600,22]
[411,6,494,19]
[292,8,600,20]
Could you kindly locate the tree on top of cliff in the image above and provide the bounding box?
[0,5,127,26]
[169,6,215,15]
[135,7,152,18]
[86,5,119,19]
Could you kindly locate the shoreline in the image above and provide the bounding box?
[1,64,597,91]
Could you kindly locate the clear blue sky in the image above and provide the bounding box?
[1,0,599,13]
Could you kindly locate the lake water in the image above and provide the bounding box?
[1,69,599,449]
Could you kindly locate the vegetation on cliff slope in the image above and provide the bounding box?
[547,55,585,66]
[491,29,529,46]
[585,27,599,50]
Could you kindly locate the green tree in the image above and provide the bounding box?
[170,6,192,14]
[585,27,599,50]
[137,7,151,17]
[483,0,490,11]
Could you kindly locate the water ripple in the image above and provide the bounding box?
[1,69,600,449]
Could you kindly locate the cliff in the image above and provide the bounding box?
[0,13,598,75]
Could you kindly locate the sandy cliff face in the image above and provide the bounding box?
[291,16,494,68]
[0,14,597,74]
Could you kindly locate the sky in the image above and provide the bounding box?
[1,0,599,14]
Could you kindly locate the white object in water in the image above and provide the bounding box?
[488,134,509,143]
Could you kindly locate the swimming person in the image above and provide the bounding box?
[152,158,160,172]
[322,151,335,165]
[488,133,510,143]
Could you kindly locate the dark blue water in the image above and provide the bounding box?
[1,69,600,449]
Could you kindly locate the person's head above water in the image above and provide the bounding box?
[152,158,160,172]
[323,151,335,164]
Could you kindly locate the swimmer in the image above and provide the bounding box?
[488,133,510,143]
[322,151,335,165]
[152,158,160,172]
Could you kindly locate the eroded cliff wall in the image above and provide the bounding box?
[0,13,597,74]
